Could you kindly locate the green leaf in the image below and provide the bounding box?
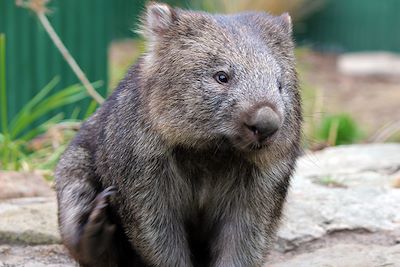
[10,77,60,128]
[19,113,64,142]
[317,114,363,145]
[0,34,7,135]
[84,100,98,119]
[10,85,86,138]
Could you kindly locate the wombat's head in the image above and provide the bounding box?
[139,3,301,155]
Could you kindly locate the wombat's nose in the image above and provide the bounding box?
[245,106,280,142]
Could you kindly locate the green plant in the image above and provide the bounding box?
[0,34,100,170]
[0,79,92,170]
[317,113,363,146]
[316,175,346,188]
[24,121,80,174]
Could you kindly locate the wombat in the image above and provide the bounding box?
[55,2,302,267]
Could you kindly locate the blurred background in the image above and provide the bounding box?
[0,0,399,173]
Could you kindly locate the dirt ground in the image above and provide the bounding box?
[298,52,400,138]
[109,41,400,141]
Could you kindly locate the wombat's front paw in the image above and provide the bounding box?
[78,186,117,264]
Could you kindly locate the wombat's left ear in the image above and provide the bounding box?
[276,13,292,34]
[142,2,177,38]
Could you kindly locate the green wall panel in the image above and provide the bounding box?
[296,0,400,52]
[111,0,147,39]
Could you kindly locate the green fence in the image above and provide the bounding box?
[112,0,400,53]
[296,0,400,52]
[0,0,111,126]
[1,0,399,131]
[111,0,146,39]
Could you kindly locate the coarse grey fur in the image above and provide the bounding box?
[55,2,302,267]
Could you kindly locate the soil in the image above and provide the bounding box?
[297,52,400,139]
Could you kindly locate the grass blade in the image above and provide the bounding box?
[0,34,7,134]
[83,100,98,119]
[19,113,64,142]
[10,76,60,128]
[10,85,86,138]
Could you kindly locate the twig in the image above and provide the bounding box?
[0,34,8,134]
[16,0,105,104]
[36,13,105,103]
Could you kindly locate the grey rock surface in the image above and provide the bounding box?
[271,244,400,267]
[0,197,60,245]
[338,52,400,77]
[0,245,75,267]
[0,143,400,266]
[276,143,400,252]
[295,143,400,181]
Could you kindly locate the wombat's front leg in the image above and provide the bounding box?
[77,187,117,266]
[211,183,286,267]
[120,164,193,267]
[212,218,269,267]
[56,145,125,267]
[62,186,118,267]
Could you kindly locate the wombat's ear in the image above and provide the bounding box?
[276,13,292,35]
[141,2,177,39]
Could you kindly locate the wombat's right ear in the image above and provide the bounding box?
[140,2,177,40]
[276,13,292,35]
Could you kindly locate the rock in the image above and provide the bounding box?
[295,143,400,181]
[0,197,60,245]
[270,243,400,267]
[0,244,75,267]
[338,52,400,77]
[392,172,400,188]
[276,144,400,252]
[0,171,54,200]
[0,143,399,266]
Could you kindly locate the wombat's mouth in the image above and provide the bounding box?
[229,131,279,152]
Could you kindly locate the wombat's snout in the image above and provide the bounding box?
[241,106,281,145]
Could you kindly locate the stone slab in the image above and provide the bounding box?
[276,144,400,251]
[271,243,400,267]
[0,197,60,245]
[0,245,74,267]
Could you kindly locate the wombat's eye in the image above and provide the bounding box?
[214,71,229,84]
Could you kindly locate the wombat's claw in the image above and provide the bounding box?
[96,186,117,202]
[92,186,117,213]
[79,187,117,261]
